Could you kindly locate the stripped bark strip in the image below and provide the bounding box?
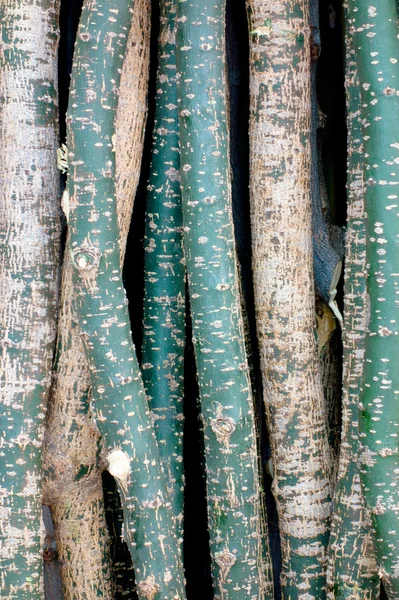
[66,1,185,598]
[0,2,61,597]
[43,3,151,595]
[176,2,274,598]
[116,0,151,260]
[142,0,185,542]
[248,1,332,597]
[326,9,379,597]
[348,1,399,595]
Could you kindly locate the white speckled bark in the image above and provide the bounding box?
[43,1,151,597]
[0,1,60,596]
[248,2,332,597]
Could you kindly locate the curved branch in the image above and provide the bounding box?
[66,1,185,598]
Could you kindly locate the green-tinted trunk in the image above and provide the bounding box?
[0,1,60,596]
[176,2,274,598]
[43,1,151,596]
[326,6,379,596]
[66,1,185,598]
[348,0,399,595]
[142,0,185,543]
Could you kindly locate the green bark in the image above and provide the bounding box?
[347,0,399,595]
[175,2,273,598]
[0,1,60,597]
[326,8,379,596]
[142,0,185,542]
[43,1,151,596]
[66,1,185,598]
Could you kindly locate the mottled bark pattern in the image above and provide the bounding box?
[66,1,185,598]
[43,2,150,596]
[248,2,332,597]
[326,12,379,598]
[43,253,114,600]
[348,1,399,595]
[176,2,274,598]
[142,0,185,543]
[0,1,60,597]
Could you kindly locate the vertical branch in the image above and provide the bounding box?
[66,1,186,598]
[326,5,380,596]
[176,1,274,597]
[0,1,61,596]
[248,1,333,597]
[142,0,185,542]
[43,0,151,598]
[348,1,399,595]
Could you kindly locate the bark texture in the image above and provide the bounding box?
[43,1,151,597]
[0,1,60,597]
[316,299,341,481]
[248,1,332,597]
[326,10,379,598]
[142,0,185,543]
[348,1,399,595]
[65,0,185,598]
[176,2,274,598]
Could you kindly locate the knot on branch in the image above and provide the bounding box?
[210,404,236,450]
[137,575,160,600]
[71,244,100,272]
[215,550,236,582]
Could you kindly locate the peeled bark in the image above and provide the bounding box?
[142,0,185,543]
[65,0,185,598]
[326,10,379,598]
[248,1,332,597]
[0,1,60,597]
[43,1,151,597]
[176,2,274,598]
[348,1,399,595]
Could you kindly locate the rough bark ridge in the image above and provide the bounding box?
[176,2,274,598]
[0,1,60,597]
[326,10,379,597]
[65,0,185,598]
[43,1,150,596]
[348,1,399,595]
[142,0,185,544]
[247,1,332,597]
